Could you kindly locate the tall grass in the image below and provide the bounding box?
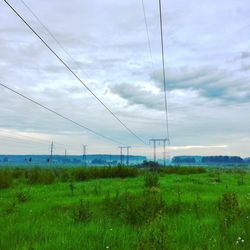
[0,170,249,249]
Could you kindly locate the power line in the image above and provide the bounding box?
[19,0,83,71]
[0,134,44,147]
[4,0,147,146]
[0,81,124,145]
[141,0,154,66]
[158,0,170,141]
[0,129,66,148]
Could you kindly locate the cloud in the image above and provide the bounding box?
[151,66,250,104]
[170,145,228,150]
[1,0,250,156]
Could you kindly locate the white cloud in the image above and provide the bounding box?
[1,0,250,156]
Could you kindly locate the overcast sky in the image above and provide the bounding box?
[1,0,250,158]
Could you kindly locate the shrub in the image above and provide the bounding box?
[0,170,12,189]
[161,166,206,175]
[136,213,169,250]
[73,168,88,181]
[16,190,31,203]
[11,168,25,179]
[60,169,71,182]
[104,189,165,225]
[144,173,159,188]
[236,170,246,186]
[92,182,101,195]
[3,201,17,215]
[72,199,91,223]
[217,192,241,225]
[26,168,55,185]
[69,182,75,195]
[209,171,221,183]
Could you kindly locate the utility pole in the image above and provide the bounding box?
[119,146,131,166]
[64,149,67,163]
[149,139,169,166]
[82,145,87,167]
[50,141,54,165]
[126,146,131,166]
[163,140,166,167]
[150,139,157,162]
[119,146,123,165]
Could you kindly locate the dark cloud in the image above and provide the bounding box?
[151,66,250,103]
[241,51,250,59]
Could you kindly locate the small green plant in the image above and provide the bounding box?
[161,166,206,175]
[217,192,241,225]
[144,173,159,188]
[136,213,170,250]
[72,199,91,223]
[236,170,246,186]
[3,201,17,215]
[26,168,55,185]
[92,182,101,195]
[69,182,75,195]
[0,170,12,189]
[16,190,31,203]
[104,190,165,225]
[193,192,201,219]
[168,186,183,215]
[209,171,221,183]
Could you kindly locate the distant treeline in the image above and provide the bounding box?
[172,156,246,165]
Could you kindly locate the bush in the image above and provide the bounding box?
[16,190,31,203]
[3,201,17,215]
[144,173,159,188]
[161,166,206,175]
[72,199,91,223]
[0,170,12,189]
[1,166,139,185]
[104,189,165,225]
[26,168,55,185]
[217,192,241,225]
[136,213,169,250]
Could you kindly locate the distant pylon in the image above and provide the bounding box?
[119,146,131,165]
[149,139,169,166]
[50,141,54,164]
[82,145,87,167]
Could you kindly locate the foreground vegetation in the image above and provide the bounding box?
[0,166,249,249]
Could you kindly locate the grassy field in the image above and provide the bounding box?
[0,167,249,249]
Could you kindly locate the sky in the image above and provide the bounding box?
[1,0,250,158]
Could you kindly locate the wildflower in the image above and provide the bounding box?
[241,239,244,243]
[110,228,113,231]
[238,236,241,240]
[106,246,109,249]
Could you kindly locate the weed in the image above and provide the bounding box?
[236,170,246,186]
[72,199,91,223]
[26,168,55,185]
[104,189,165,225]
[69,182,75,196]
[144,173,159,188]
[193,192,201,219]
[136,213,169,250]
[161,166,206,175]
[209,171,221,183]
[217,192,241,226]
[3,201,17,215]
[16,190,31,203]
[92,182,101,195]
[0,170,12,189]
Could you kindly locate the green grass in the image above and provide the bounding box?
[0,168,250,249]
